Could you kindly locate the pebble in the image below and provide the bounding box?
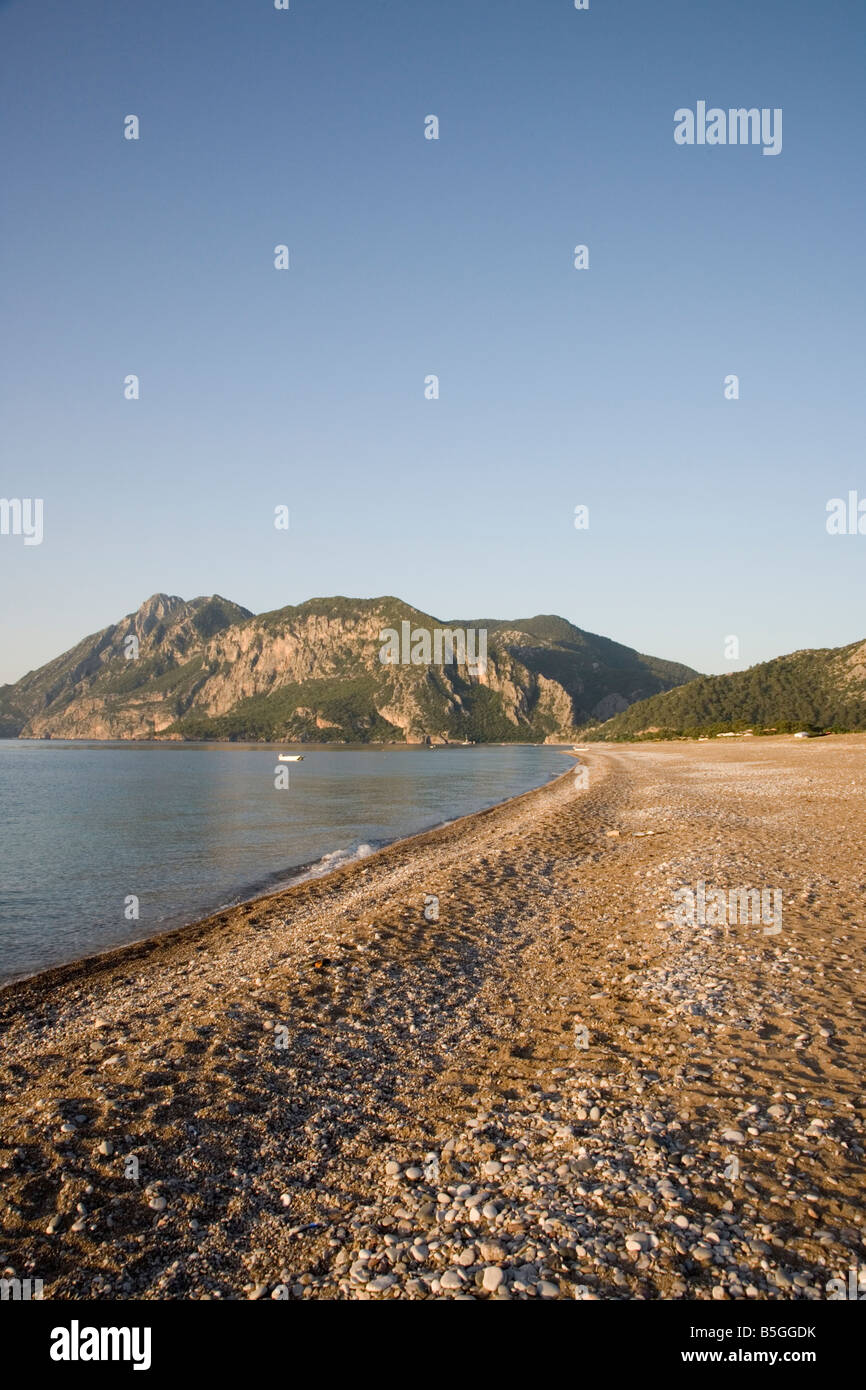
[480,1241,506,1261]
[367,1275,396,1292]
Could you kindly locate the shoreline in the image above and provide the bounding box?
[1,736,863,1301]
[3,737,584,748]
[0,756,580,1003]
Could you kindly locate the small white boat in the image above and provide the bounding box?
[277,754,304,762]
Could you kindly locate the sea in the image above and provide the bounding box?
[0,740,570,985]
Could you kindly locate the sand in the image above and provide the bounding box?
[0,736,863,1300]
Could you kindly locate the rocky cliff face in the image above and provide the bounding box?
[0,594,699,742]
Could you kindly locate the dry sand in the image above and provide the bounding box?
[1,736,864,1300]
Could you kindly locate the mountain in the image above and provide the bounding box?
[0,593,698,743]
[583,639,866,740]
[0,594,253,740]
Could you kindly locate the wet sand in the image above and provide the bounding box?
[1,736,864,1300]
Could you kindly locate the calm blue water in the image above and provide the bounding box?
[0,741,569,984]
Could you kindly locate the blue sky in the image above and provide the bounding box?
[1,0,864,684]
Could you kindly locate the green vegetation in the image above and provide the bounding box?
[584,643,866,741]
[0,689,25,737]
[255,595,427,637]
[94,653,207,697]
[189,595,251,639]
[168,677,401,743]
[446,685,527,743]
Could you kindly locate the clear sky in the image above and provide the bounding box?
[1,0,864,684]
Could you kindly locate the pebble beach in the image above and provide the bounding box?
[1,736,864,1301]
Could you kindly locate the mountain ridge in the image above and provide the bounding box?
[0,593,699,743]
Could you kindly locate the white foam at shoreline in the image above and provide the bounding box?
[293,842,375,884]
